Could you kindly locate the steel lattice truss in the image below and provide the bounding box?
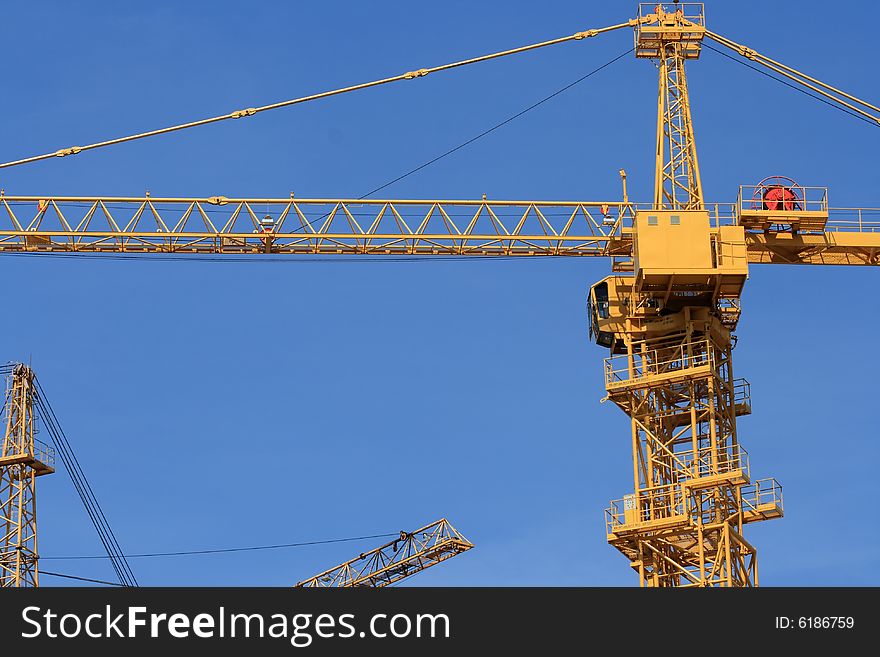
[655,46,704,210]
[0,196,877,264]
[0,196,632,257]
[0,366,47,588]
[0,2,878,590]
[296,519,473,588]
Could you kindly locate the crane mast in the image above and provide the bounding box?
[650,4,704,211]
[0,365,55,587]
[590,4,777,586]
[296,519,472,588]
[0,3,877,587]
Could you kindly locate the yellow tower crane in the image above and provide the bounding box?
[296,519,473,588]
[0,3,878,587]
[0,365,55,587]
[0,364,139,588]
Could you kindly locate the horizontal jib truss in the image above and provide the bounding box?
[0,196,630,256]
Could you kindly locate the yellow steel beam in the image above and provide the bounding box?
[0,365,49,588]
[1,196,878,264]
[0,19,644,170]
[295,518,473,588]
[0,196,633,257]
[745,231,880,266]
[705,30,880,126]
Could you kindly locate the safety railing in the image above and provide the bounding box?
[33,439,55,470]
[737,185,828,215]
[605,482,688,533]
[637,2,705,23]
[604,337,713,388]
[733,377,751,412]
[716,296,741,328]
[635,4,706,59]
[629,202,737,226]
[675,443,749,482]
[825,208,880,233]
[741,478,783,517]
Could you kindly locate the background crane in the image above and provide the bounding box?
[0,364,52,587]
[0,0,870,584]
[2,362,471,588]
[0,364,137,587]
[296,519,473,587]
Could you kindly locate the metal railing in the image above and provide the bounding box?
[635,3,706,59]
[636,3,706,29]
[637,2,705,21]
[604,338,713,388]
[675,443,749,482]
[825,208,880,233]
[737,185,829,215]
[629,202,737,226]
[741,478,783,515]
[33,439,55,470]
[629,201,880,234]
[733,377,751,410]
[605,482,688,533]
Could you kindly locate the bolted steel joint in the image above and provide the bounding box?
[55,146,82,157]
[231,107,257,119]
[404,68,429,80]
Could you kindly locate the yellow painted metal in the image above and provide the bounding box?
[0,4,878,589]
[705,30,880,126]
[0,365,55,588]
[295,519,472,588]
[635,3,706,59]
[0,195,877,265]
[600,329,778,586]
[0,196,635,257]
[0,20,642,171]
[591,5,777,586]
[637,4,706,210]
[635,210,713,272]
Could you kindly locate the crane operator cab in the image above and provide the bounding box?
[588,209,751,354]
[587,276,629,354]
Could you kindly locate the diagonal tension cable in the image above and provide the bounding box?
[40,570,124,586]
[703,42,879,129]
[0,46,634,264]
[0,20,640,170]
[33,378,138,587]
[42,532,400,560]
[704,31,879,128]
[262,46,634,238]
[359,47,634,199]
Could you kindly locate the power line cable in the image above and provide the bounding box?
[33,378,138,586]
[40,571,124,586]
[42,532,400,560]
[34,391,126,583]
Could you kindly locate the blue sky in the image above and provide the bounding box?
[1,0,877,586]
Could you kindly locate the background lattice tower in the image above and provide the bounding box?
[0,365,54,587]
